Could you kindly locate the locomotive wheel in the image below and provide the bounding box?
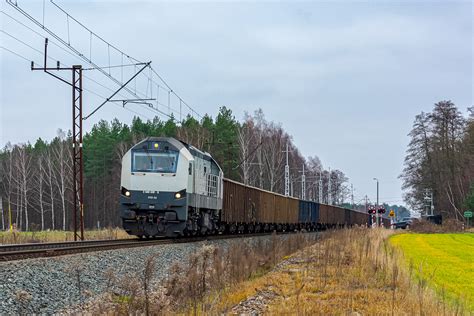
[248,224,254,233]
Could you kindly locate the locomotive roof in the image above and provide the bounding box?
[135,137,215,163]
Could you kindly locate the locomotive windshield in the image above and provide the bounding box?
[132,151,178,173]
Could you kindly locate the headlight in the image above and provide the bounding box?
[121,186,131,197]
[174,189,186,199]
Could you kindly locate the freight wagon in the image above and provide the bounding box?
[221,179,369,233]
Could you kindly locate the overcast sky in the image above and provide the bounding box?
[1,0,472,208]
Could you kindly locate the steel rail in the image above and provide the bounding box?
[0,231,316,262]
[0,238,140,253]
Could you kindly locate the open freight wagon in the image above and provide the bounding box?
[222,178,371,231]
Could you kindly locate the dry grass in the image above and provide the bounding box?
[85,232,319,315]
[0,227,133,244]
[410,218,464,233]
[84,228,469,315]
[214,228,468,315]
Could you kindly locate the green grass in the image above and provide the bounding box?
[390,233,474,311]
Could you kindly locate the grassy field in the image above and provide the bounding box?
[0,228,134,244]
[390,233,474,311]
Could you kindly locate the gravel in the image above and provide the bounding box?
[0,234,290,314]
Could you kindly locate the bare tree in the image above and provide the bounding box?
[401,101,469,218]
[45,149,56,230]
[51,130,72,230]
[12,145,33,230]
[34,153,47,230]
[0,143,14,230]
[237,115,256,185]
[254,109,266,189]
[262,124,286,192]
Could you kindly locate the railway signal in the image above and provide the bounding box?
[367,206,376,214]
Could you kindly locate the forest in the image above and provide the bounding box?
[401,101,473,220]
[0,107,352,231]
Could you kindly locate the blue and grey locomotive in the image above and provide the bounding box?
[120,137,224,237]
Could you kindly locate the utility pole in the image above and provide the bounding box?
[313,181,317,201]
[328,167,332,205]
[351,184,354,209]
[258,133,263,189]
[301,164,306,200]
[0,197,3,231]
[9,201,12,232]
[431,191,434,216]
[32,38,84,241]
[373,178,379,227]
[318,172,323,203]
[365,195,372,228]
[424,189,434,216]
[290,175,294,197]
[284,142,290,196]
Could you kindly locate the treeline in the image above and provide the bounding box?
[401,101,473,219]
[0,107,349,231]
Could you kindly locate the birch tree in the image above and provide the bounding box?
[52,130,71,230]
[237,115,256,185]
[46,149,56,230]
[13,145,33,230]
[262,124,286,192]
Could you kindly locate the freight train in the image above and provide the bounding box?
[120,137,388,237]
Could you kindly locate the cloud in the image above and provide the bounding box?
[1,0,471,206]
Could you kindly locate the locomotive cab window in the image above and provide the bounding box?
[132,150,178,173]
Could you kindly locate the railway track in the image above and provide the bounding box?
[0,232,302,262]
[0,238,165,262]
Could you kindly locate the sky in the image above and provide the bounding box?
[1,0,472,209]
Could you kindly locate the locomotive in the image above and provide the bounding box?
[120,137,224,237]
[120,137,387,237]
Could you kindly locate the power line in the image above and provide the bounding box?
[4,2,202,122]
[83,63,146,71]
[49,0,141,64]
[6,1,143,100]
[1,29,48,57]
[49,0,201,117]
[0,44,156,122]
[1,11,141,105]
[84,62,152,120]
[1,15,175,122]
[5,2,203,120]
[1,46,32,63]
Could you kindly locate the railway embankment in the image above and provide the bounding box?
[0,232,317,314]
